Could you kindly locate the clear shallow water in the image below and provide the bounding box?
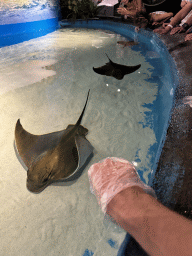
[0,28,159,255]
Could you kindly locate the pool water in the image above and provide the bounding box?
[0,27,166,255]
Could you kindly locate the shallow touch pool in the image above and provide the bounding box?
[0,20,178,256]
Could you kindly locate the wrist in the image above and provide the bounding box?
[167,24,173,29]
[106,186,148,230]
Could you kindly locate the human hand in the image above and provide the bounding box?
[152,21,159,26]
[88,157,156,213]
[117,7,128,15]
[170,26,185,35]
[154,25,172,35]
[181,1,187,8]
[185,33,192,41]
[186,27,192,34]
[162,22,170,28]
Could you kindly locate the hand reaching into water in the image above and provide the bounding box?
[170,26,185,35]
[154,25,172,34]
[88,157,156,213]
[185,33,192,41]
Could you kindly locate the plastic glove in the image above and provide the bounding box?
[88,157,156,213]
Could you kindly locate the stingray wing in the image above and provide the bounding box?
[54,135,94,181]
[15,119,93,181]
[52,125,93,181]
[60,136,94,181]
[93,54,141,78]
[105,54,141,76]
[116,63,141,75]
[93,62,114,77]
[14,119,65,169]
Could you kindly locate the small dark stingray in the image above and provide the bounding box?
[93,54,141,80]
[14,90,93,193]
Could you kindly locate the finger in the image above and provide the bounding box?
[178,28,184,33]
[155,29,163,34]
[185,34,192,41]
[162,23,168,28]
[159,29,168,35]
[170,28,178,35]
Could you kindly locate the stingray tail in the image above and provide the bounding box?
[105,53,113,64]
[75,89,90,127]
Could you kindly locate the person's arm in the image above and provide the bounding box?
[154,2,192,34]
[168,2,192,27]
[107,186,192,256]
[170,11,192,35]
[136,0,143,12]
[185,13,192,29]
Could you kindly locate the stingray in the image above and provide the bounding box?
[14,90,93,193]
[117,40,139,48]
[93,54,141,80]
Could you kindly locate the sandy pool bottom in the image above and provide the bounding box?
[0,28,158,255]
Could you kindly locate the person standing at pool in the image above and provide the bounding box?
[117,0,173,30]
[88,157,192,256]
[117,0,145,20]
[154,0,192,34]
[116,0,152,30]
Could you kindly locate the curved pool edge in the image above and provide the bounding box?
[59,19,180,255]
[151,33,192,219]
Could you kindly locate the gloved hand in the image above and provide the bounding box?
[88,157,156,213]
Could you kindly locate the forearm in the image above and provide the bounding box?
[107,186,192,256]
[170,3,192,27]
[136,0,143,12]
[185,13,192,27]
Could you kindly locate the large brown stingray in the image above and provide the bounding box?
[14,90,93,193]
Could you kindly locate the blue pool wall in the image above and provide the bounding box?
[0,18,59,48]
[0,0,59,48]
[59,19,179,186]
